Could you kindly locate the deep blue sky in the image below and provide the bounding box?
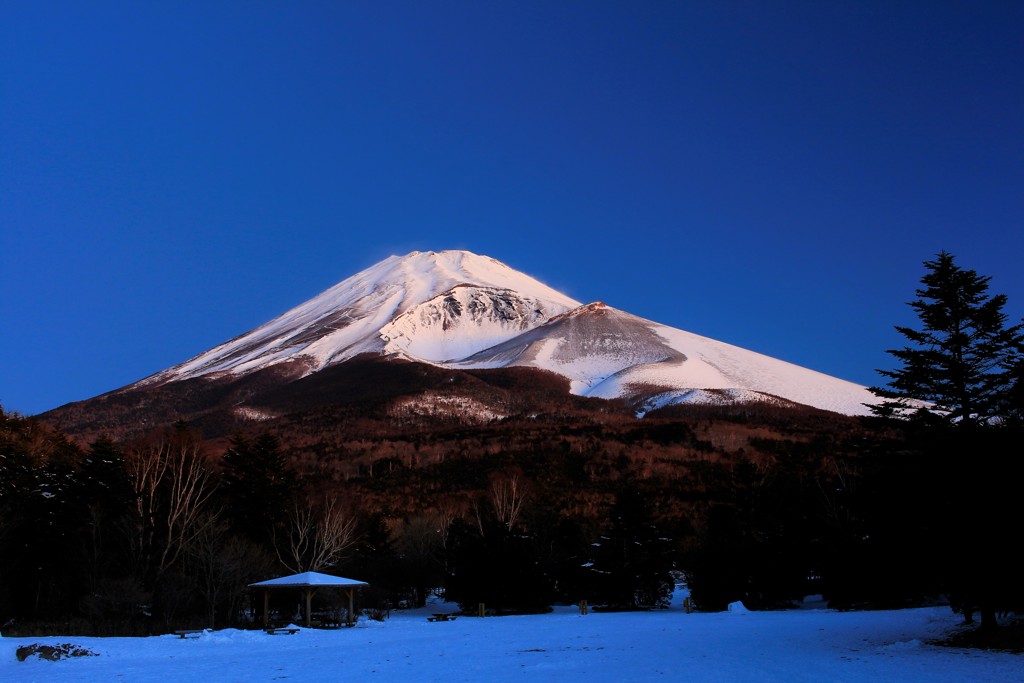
[2,2,1022,416]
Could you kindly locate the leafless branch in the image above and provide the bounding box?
[276,496,358,572]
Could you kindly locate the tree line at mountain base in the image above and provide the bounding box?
[2,402,1021,638]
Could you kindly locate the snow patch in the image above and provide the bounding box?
[389,392,506,423]
[233,406,277,421]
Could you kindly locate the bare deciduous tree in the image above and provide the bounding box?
[489,472,526,533]
[394,514,449,607]
[190,514,275,629]
[473,472,528,535]
[275,496,358,572]
[433,498,460,551]
[123,427,219,583]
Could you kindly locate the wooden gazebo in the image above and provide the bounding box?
[249,571,368,628]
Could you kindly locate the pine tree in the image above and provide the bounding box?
[869,251,1023,427]
[221,433,297,546]
[870,252,1024,633]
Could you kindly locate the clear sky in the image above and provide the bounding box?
[2,2,1022,416]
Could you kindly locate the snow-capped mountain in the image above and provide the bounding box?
[144,250,580,382]
[135,250,879,416]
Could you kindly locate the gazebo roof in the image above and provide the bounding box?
[249,571,368,588]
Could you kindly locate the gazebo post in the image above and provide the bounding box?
[262,590,270,627]
[303,589,316,627]
[347,588,354,627]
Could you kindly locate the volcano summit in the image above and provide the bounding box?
[45,250,880,440]
[135,250,878,415]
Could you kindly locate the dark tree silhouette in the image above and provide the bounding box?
[870,252,1024,633]
[870,251,1023,427]
[221,433,297,545]
[587,489,674,610]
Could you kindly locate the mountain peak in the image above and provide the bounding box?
[126,250,880,416]
[141,250,580,384]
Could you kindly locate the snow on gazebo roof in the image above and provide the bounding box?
[249,571,368,588]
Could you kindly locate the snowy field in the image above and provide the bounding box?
[5,591,1022,683]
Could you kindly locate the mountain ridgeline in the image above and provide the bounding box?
[44,249,880,443]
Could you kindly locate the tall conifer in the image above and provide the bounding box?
[870,251,1023,427]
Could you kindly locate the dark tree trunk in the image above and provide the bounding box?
[979,607,998,632]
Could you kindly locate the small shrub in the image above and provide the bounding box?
[363,608,390,622]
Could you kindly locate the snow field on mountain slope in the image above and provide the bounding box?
[643,325,879,416]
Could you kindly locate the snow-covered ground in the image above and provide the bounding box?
[4,590,1020,683]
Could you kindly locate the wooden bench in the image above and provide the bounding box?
[427,613,458,622]
[174,629,204,639]
[265,627,300,635]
